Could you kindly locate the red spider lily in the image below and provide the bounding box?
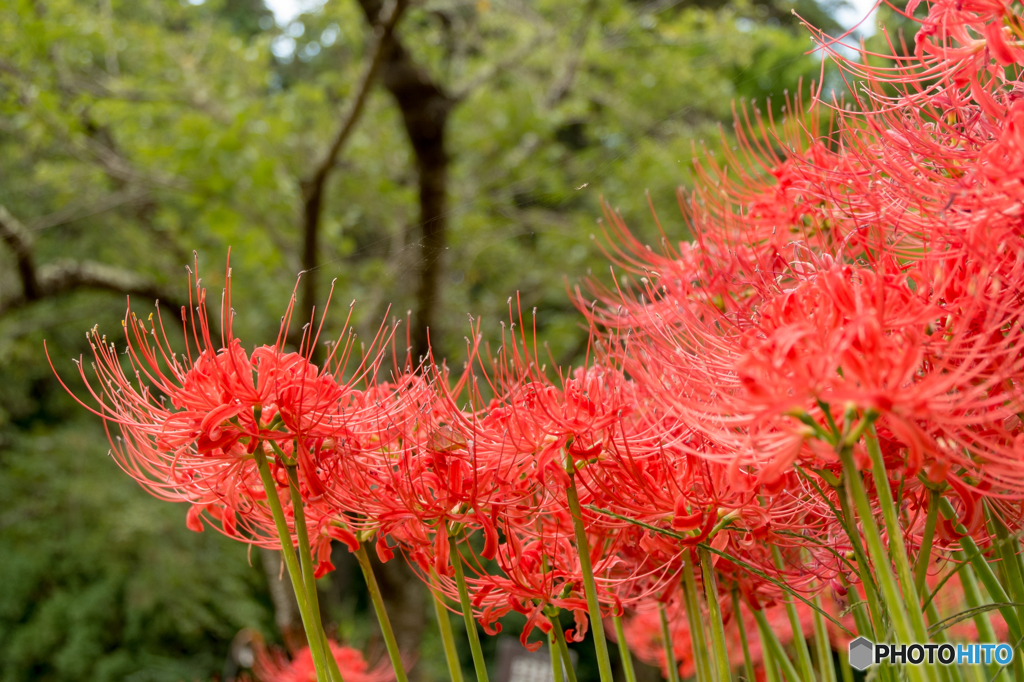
[580,0,1024,502]
[254,640,395,682]
[362,344,644,647]
[50,258,394,560]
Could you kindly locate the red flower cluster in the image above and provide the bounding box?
[58,0,1024,676]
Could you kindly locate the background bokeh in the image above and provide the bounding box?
[0,1,891,679]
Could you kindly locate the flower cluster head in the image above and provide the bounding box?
[55,260,404,568]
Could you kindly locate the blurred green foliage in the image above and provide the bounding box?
[0,0,848,679]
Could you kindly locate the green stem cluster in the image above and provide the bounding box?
[256,435,408,682]
[254,446,336,682]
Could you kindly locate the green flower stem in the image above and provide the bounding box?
[987,505,1024,642]
[843,578,873,644]
[863,426,929,641]
[838,444,932,682]
[834,481,886,639]
[914,488,941,597]
[565,464,614,682]
[612,613,637,682]
[949,552,999,679]
[658,601,680,682]
[842,582,897,682]
[837,446,917,643]
[353,543,409,682]
[838,645,855,682]
[922,590,963,682]
[1001,530,1024,682]
[549,629,564,682]
[698,547,730,682]
[430,573,465,682]
[681,553,713,682]
[552,619,580,682]
[732,590,756,682]
[253,448,330,682]
[811,593,837,682]
[953,554,998,642]
[770,546,814,682]
[754,608,805,682]
[762,641,783,682]
[938,498,1022,640]
[286,465,344,682]
[448,531,489,682]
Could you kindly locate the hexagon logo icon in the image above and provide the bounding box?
[849,637,875,671]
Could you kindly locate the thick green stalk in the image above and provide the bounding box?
[952,551,1000,679]
[811,593,837,682]
[658,602,681,682]
[353,544,409,682]
[698,547,730,682]
[837,446,916,643]
[843,581,873,644]
[448,532,489,682]
[286,466,344,682]
[565,466,614,682]
[612,613,637,682]
[430,574,465,682]
[732,590,756,682]
[987,505,1024,641]
[955,557,998,641]
[1000,530,1024,682]
[914,488,941,597]
[863,427,929,641]
[549,629,564,682]
[253,448,330,682]
[843,584,897,682]
[838,647,854,682]
[964,662,985,682]
[681,554,713,682]
[770,546,815,682]
[754,608,804,682]
[762,642,783,682]
[834,482,886,639]
[552,620,580,682]
[939,498,1022,640]
[839,445,932,682]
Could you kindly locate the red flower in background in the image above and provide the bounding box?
[254,640,394,682]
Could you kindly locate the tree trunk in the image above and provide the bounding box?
[356,0,452,362]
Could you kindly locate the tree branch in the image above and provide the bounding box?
[296,0,408,337]
[0,204,40,301]
[306,0,406,194]
[0,258,187,321]
[0,204,186,322]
